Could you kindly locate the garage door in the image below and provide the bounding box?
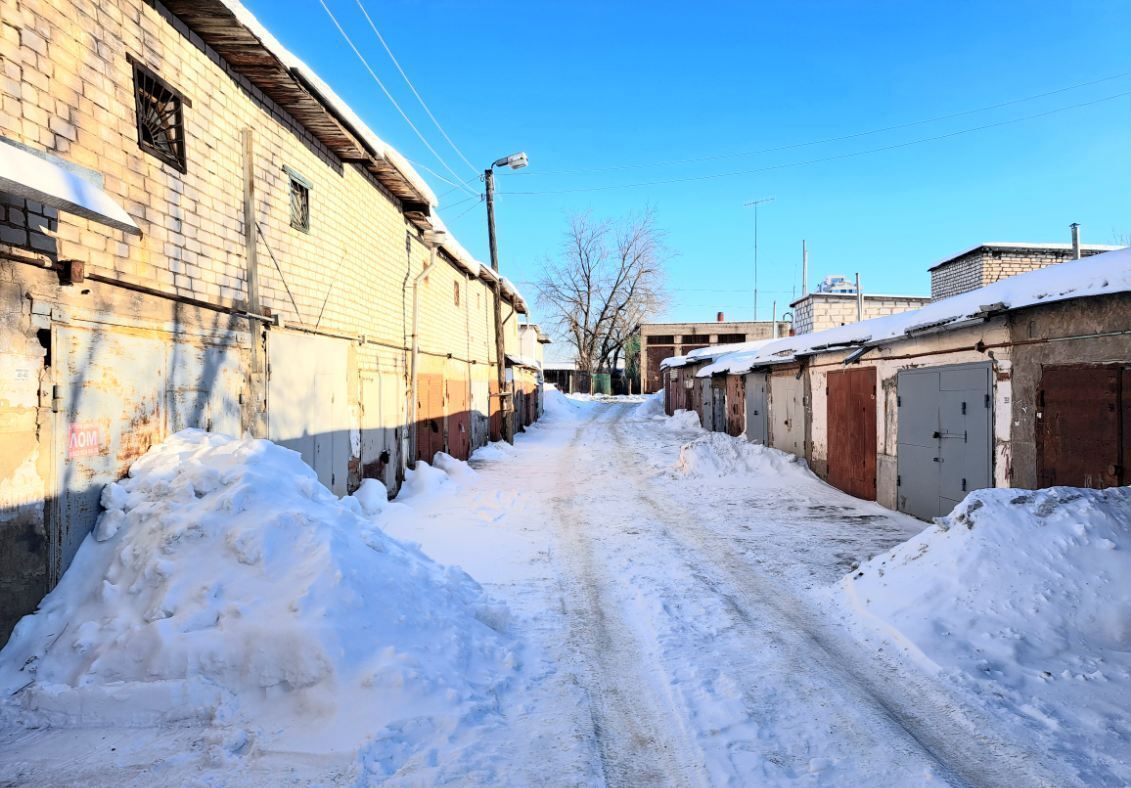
[827,367,877,500]
[1037,364,1128,489]
[725,374,745,437]
[267,331,350,494]
[770,372,804,458]
[897,363,992,520]
[744,372,768,444]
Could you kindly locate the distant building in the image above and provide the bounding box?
[639,315,790,393]
[790,292,931,335]
[929,242,1120,301]
[815,274,858,294]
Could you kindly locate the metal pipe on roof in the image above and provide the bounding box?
[855,273,863,322]
[1070,223,1081,259]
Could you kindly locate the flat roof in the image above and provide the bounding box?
[789,292,929,308]
[928,242,1124,272]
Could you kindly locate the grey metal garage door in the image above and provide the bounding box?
[744,371,768,444]
[897,363,992,520]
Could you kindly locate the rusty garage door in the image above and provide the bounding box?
[1037,364,1129,488]
[644,346,672,393]
[447,375,471,460]
[896,363,992,520]
[725,374,745,437]
[826,367,877,500]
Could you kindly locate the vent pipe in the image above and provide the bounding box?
[855,273,863,322]
[772,301,778,338]
[1070,223,1081,259]
[717,311,725,322]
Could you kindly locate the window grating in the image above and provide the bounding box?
[289,177,310,231]
[132,60,187,173]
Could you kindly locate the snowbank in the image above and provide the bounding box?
[543,387,594,420]
[629,391,665,421]
[675,432,806,479]
[836,487,1131,781]
[0,431,516,756]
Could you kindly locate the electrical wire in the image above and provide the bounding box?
[317,0,476,193]
[511,71,1130,177]
[444,195,486,223]
[353,0,479,175]
[499,91,1130,196]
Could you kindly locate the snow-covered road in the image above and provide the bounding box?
[2,395,1101,786]
[381,398,1074,787]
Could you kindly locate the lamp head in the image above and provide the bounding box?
[493,152,528,170]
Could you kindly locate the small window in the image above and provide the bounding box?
[284,166,312,232]
[453,280,461,306]
[647,335,675,345]
[131,58,188,173]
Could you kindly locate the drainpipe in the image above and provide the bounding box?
[406,239,438,468]
[855,272,863,322]
[1070,222,1081,259]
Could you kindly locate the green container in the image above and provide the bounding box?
[591,373,612,395]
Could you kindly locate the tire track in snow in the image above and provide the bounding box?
[608,404,1074,788]
[548,406,704,787]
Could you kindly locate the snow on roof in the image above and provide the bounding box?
[660,339,775,371]
[699,247,1131,377]
[219,0,436,206]
[928,242,1124,271]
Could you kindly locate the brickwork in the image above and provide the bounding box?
[638,320,790,392]
[791,294,931,334]
[930,246,1113,301]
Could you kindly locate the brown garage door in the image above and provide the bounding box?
[725,374,745,437]
[827,367,877,500]
[645,346,673,393]
[1037,365,1128,488]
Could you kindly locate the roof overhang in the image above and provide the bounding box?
[161,0,434,227]
[0,140,141,235]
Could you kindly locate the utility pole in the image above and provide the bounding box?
[484,167,511,444]
[744,197,773,321]
[241,128,264,438]
[801,239,809,296]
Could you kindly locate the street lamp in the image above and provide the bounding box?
[484,151,527,444]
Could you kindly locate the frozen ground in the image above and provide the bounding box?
[0,392,1125,786]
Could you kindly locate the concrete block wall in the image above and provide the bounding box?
[793,294,931,334]
[931,247,1111,301]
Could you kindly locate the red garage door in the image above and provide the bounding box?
[827,367,877,500]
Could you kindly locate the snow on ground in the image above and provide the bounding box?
[828,486,1131,785]
[1,392,1124,785]
[0,431,518,783]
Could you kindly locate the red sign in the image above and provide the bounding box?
[68,423,101,458]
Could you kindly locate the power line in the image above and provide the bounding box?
[499,91,1130,196]
[407,159,480,196]
[352,0,479,175]
[317,0,475,192]
[511,71,1130,177]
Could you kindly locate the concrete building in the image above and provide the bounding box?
[0,0,538,641]
[639,316,790,393]
[929,242,1120,300]
[790,292,931,335]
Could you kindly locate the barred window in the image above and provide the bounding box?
[716,333,746,343]
[284,166,312,232]
[647,335,675,345]
[131,58,188,173]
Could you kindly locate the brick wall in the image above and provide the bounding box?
[930,247,1111,300]
[792,294,931,334]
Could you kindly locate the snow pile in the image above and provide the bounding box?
[0,431,516,756]
[675,432,804,478]
[543,386,594,420]
[838,487,1131,779]
[629,391,666,420]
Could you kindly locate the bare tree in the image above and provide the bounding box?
[537,209,667,387]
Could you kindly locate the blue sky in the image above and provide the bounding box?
[245,0,1130,338]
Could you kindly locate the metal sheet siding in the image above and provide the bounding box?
[769,372,805,458]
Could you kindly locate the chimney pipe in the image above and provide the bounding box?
[1070,223,1081,259]
[802,240,809,296]
[772,300,778,338]
[717,311,725,322]
[855,272,863,322]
